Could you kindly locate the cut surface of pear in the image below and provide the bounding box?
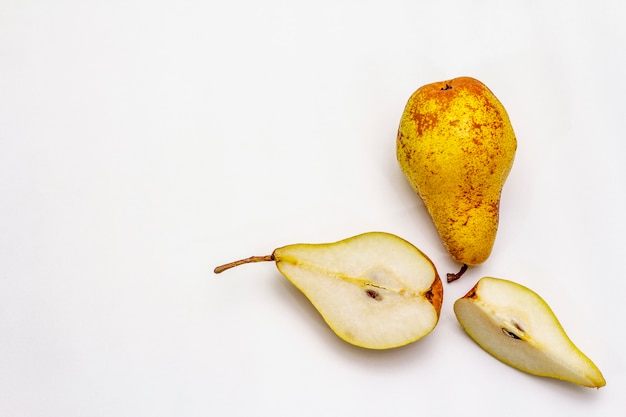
[215,232,443,350]
[454,277,605,388]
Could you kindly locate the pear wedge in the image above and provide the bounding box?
[454,277,605,388]
[214,232,443,350]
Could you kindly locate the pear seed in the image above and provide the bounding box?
[365,289,382,301]
[502,328,522,340]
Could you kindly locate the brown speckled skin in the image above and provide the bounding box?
[397,77,517,265]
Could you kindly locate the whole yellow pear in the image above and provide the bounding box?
[397,77,516,281]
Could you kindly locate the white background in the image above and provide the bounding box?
[1,1,625,416]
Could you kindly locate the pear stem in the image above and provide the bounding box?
[446,264,468,283]
[214,254,274,274]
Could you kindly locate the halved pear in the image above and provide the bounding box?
[214,232,443,349]
[454,277,605,388]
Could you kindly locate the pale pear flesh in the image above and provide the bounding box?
[454,277,605,388]
[215,232,443,350]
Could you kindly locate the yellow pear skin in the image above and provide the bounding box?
[397,77,517,274]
